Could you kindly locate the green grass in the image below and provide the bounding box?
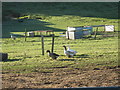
[1,36,118,73]
[2,15,119,38]
[2,2,119,37]
[1,2,119,74]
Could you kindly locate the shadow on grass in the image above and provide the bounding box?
[59,54,89,61]
[25,40,40,42]
[59,59,76,61]
[74,54,90,58]
[2,59,21,62]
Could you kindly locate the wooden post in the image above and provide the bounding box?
[94,27,98,39]
[104,25,106,32]
[67,31,69,39]
[67,26,69,40]
[41,35,44,55]
[25,28,27,41]
[51,34,54,53]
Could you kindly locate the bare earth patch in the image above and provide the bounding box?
[2,68,119,89]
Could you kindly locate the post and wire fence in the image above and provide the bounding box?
[41,34,55,55]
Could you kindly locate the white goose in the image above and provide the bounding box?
[63,45,77,58]
[67,45,77,55]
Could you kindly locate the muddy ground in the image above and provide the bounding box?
[2,67,119,89]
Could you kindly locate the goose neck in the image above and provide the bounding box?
[63,46,67,51]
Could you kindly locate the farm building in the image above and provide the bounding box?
[66,25,115,40]
[66,26,93,39]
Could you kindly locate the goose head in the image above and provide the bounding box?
[63,45,67,51]
[46,50,51,54]
[46,50,50,53]
[46,50,51,56]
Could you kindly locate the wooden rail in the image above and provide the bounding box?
[33,30,54,36]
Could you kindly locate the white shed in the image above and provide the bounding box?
[105,25,115,32]
[66,26,93,39]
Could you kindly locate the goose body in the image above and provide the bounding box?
[63,45,77,58]
[46,50,59,59]
[67,45,77,55]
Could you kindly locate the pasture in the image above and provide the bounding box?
[2,32,119,88]
[1,2,119,89]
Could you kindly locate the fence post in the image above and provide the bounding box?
[41,35,44,55]
[67,26,69,39]
[94,27,98,39]
[51,34,54,53]
[25,28,27,41]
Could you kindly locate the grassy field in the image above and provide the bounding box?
[2,36,118,73]
[1,2,119,88]
[2,2,119,37]
[2,33,119,88]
